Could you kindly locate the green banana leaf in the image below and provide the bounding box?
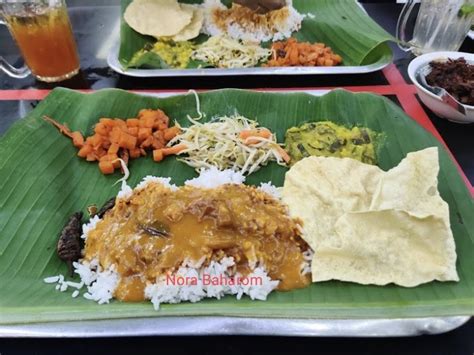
[119,0,395,68]
[0,88,473,325]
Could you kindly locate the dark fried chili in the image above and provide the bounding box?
[57,212,83,276]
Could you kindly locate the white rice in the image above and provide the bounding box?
[43,259,119,303]
[145,257,279,311]
[201,0,304,43]
[185,166,245,188]
[135,176,177,191]
[117,183,133,200]
[44,274,76,294]
[82,265,119,305]
[73,259,99,286]
[81,215,101,241]
[65,280,84,289]
[258,182,281,200]
[43,276,60,284]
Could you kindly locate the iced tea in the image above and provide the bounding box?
[3,2,79,82]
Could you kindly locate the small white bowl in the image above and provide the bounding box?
[407,51,474,124]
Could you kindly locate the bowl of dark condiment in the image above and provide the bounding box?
[408,51,474,124]
[426,58,473,106]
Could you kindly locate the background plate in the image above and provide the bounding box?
[111,0,394,77]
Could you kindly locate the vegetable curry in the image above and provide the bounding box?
[285,121,379,165]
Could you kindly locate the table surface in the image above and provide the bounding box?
[0,1,473,354]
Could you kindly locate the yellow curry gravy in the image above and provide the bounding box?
[84,183,310,302]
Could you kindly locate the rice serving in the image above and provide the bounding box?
[45,168,311,310]
[201,0,304,42]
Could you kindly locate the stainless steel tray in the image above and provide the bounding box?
[107,44,393,77]
[2,90,469,338]
[0,316,470,337]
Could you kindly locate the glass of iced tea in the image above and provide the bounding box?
[0,0,80,82]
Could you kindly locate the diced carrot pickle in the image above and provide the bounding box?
[110,127,121,143]
[163,126,180,141]
[129,147,141,159]
[126,118,139,127]
[138,127,152,142]
[118,133,137,150]
[89,134,102,148]
[143,116,155,128]
[45,108,173,175]
[86,153,97,161]
[159,113,169,126]
[108,143,119,155]
[153,149,164,162]
[94,123,108,136]
[128,127,139,136]
[99,118,114,126]
[152,138,164,150]
[98,161,115,175]
[71,131,84,148]
[77,144,92,158]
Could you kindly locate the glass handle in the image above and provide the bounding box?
[0,19,31,79]
[396,0,417,52]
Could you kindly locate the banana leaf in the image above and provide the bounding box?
[119,0,395,68]
[0,88,473,325]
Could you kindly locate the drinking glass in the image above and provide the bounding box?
[396,0,474,56]
[0,0,80,82]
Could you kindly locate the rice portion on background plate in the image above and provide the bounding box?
[201,0,304,42]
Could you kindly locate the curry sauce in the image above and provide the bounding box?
[84,183,310,302]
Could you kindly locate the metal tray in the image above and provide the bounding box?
[0,316,470,337]
[2,89,469,338]
[107,44,393,77]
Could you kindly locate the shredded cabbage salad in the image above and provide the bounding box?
[192,35,272,68]
[168,113,288,175]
